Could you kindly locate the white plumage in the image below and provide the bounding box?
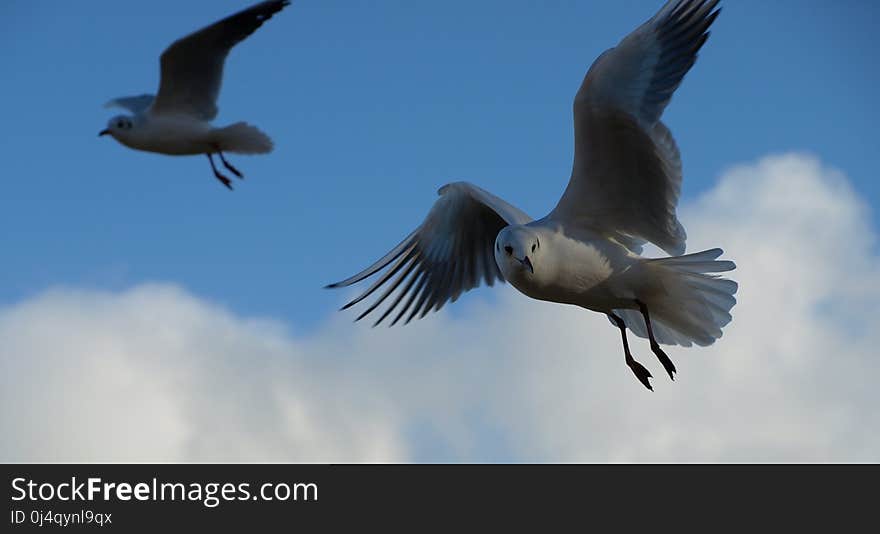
[99,1,290,189]
[330,0,735,391]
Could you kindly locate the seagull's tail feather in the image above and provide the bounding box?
[214,122,274,154]
[614,248,738,347]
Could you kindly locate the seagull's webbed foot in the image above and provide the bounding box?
[207,153,234,190]
[609,313,654,391]
[213,170,234,190]
[626,356,654,391]
[218,151,244,179]
[636,300,677,381]
[651,342,676,381]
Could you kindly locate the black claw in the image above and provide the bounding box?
[214,173,233,190]
[207,153,234,189]
[610,312,654,391]
[628,359,654,391]
[637,300,677,383]
[218,152,244,179]
[226,163,244,179]
[652,343,676,381]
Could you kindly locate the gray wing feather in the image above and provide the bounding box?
[575,0,720,126]
[551,0,719,255]
[327,182,532,326]
[150,0,290,120]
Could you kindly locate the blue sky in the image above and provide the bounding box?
[2,1,880,463]
[1,1,877,328]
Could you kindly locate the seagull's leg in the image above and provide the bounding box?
[217,151,244,179]
[206,153,233,190]
[636,300,676,381]
[609,313,653,391]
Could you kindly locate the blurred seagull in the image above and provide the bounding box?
[328,0,736,391]
[99,1,291,190]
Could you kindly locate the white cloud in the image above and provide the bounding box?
[2,153,878,462]
[0,286,405,462]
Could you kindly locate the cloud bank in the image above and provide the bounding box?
[2,153,878,462]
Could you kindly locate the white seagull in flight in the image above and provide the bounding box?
[99,1,291,190]
[329,0,737,391]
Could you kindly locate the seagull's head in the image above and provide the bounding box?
[99,115,135,140]
[495,225,542,282]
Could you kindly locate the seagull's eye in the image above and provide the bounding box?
[117,121,124,129]
[504,246,513,256]
[531,244,536,253]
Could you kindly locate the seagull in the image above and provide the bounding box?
[98,1,291,190]
[328,0,736,391]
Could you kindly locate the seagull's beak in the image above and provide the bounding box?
[520,256,534,274]
[98,129,110,137]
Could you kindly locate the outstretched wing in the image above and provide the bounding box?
[551,0,720,256]
[150,0,290,120]
[104,94,155,114]
[328,182,532,326]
